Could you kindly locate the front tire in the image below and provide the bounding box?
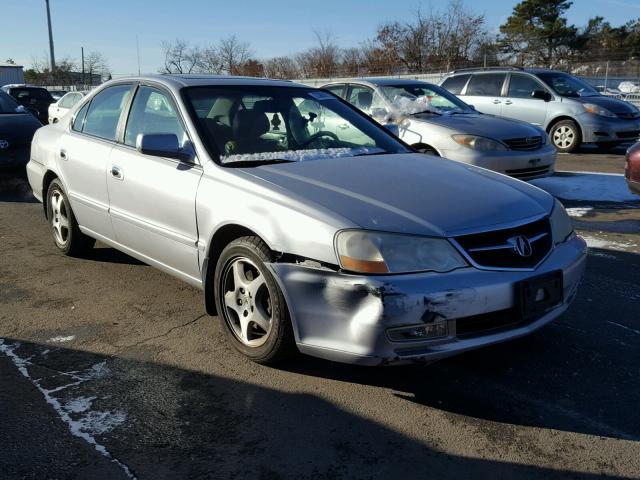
[213,236,295,364]
[46,179,95,256]
[550,120,581,153]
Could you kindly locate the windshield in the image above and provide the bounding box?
[380,84,472,114]
[536,72,599,98]
[184,86,409,165]
[0,91,20,113]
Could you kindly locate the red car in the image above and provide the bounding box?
[625,142,640,194]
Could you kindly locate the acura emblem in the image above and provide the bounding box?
[525,137,535,144]
[508,235,533,257]
[0,139,9,149]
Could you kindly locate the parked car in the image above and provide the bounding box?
[322,79,556,180]
[0,90,42,167]
[26,75,586,365]
[625,141,640,194]
[48,91,87,124]
[440,67,640,153]
[1,84,55,124]
[48,90,68,101]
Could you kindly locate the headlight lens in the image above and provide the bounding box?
[335,230,467,274]
[549,199,575,245]
[452,134,508,151]
[583,103,616,118]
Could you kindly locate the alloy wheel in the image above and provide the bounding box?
[50,190,70,246]
[552,125,575,149]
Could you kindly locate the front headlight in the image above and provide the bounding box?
[451,134,508,151]
[549,199,575,245]
[335,230,467,274]
[583,103,616,118]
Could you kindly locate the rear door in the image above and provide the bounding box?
[59,84,133,239]
[502,74,550,126]
[462,73,507,116]
[107,84,202,281]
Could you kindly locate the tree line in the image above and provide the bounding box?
[161,0,640,80]
[23,51,111,86]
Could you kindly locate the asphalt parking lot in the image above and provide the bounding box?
[1,148,639,479]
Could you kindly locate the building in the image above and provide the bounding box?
[0,62,25,86]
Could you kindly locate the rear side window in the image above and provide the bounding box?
[441,75,471,95]
[324,84,346,98]
[72,102,90,131]
[82,85,132,141]
[466,74,506,97]
[508,74,545,98]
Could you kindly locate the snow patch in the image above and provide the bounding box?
[583,235,638,251]
[0,339,135,479]
[48,335,76,343]
[531,172,638,203]
[566,206,594,218]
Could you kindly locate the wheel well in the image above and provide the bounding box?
[42,170,58,219]
[203,224,269,316]
[546,116,581,137]
[412,143,440,156]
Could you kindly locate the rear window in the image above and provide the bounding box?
[465,74,506,97]
[441,75,471,95]
[12,88,52,101]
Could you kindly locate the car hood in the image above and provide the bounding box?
[409,112,543,138]
[241,153,553,236]
[571,95,639,116]
[0,113,42,146]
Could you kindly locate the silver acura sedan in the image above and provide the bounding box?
[27,75,587,365]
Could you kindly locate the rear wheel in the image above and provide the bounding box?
[214,236,295,364]
[46,179,95,256]
[550,120,581,153]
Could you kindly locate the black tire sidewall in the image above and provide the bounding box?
[213,238,293,363]
[551,120,581,153]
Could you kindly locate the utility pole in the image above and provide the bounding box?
[81,46,85,86]
[136,35,141,75]
[45,0,56,71]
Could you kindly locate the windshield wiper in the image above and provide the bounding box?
[353,150,389,157]
[222,158,297,168]
[409,109,441,116]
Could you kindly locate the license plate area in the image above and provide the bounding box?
[516,270,563,321]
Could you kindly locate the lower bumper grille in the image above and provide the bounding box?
[616,130,640,139]
[456,308,532,338]
[505,165,551,179]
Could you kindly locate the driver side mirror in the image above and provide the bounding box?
[532,90,552,102]
[136,133,192,161]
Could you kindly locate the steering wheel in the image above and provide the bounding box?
[300,131,339,148]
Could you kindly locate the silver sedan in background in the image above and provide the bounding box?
[322,79,557,180]
[27,75,586,365]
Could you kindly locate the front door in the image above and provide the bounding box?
[502,74,550,126]
[107,85,202,282]
[462,73,507,116]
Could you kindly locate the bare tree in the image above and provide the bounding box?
[296,30,342,78]
[217,35,253,75]
[263,56,300,79]
[84,51,110,82]
[161,39,203,74]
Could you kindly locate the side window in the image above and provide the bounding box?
[82,85,132,141]
[324,84,346,98]
[124,86,186,147]
[508,74,545,99]
[59,94,74,108]
[441,74,471,95]
[72,101,90,132]
[347,85,375,114]
[466,74,506,97]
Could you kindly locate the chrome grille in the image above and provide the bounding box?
[454,218,552,269]
[503,136,543,151]
[505,165,551,180]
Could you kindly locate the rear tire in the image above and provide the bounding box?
[549,120,581,153]
[46,179,95,256]
[213,236,296,364]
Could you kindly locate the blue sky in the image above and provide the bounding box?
[1,0,638,76]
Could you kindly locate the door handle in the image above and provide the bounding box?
[110,165,124,180]
[60,149,67,160]
[504,100,513,105]
[338,123,350,129]
[493,99,501,104]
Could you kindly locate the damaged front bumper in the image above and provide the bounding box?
[268,235,587,365]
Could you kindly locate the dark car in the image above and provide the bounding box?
[625,142,640,194]
[0,90,42,167]
[2,85,55,124]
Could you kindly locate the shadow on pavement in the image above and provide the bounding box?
[0,166,37,203]
[0,337,628,480]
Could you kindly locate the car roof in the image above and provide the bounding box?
[446,67,564,76]
[106,74,303,90]
[323,78,436,87]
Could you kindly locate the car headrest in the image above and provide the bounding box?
[232,109,270,140]
[357,91,373,109]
